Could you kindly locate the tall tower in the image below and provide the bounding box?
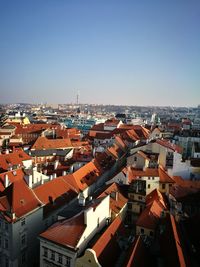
[76,90,80,105]
[76,90,80,114]
[76,93,79,105]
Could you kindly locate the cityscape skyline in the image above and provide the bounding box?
[0,0,200,106]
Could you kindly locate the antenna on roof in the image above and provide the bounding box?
[76,90,81,114]
[76,90,80,105]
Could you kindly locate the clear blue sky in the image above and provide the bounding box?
[0,0,200,106]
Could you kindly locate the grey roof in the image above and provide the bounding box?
[30,148,72,157]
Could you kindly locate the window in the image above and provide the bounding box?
[138,196,142,200]
[58,254,63,264]
[4,222,8,231]
[65,256,71,267]
[21,251,26,264]
[51,251,55,261]
[128,203,132,209]
[134,157,137,161]
[5,257,9,267]
[162,184,166,189]
[43,247,48,258]
[148,184,151,189]
[45,220,49,228]
[21,234,26,246]
[140,228,144,234]
[21,218,26,226]
[52,215,56,224]
[4,238,8,249]
[150,231,154,237]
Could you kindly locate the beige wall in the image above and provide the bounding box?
[76,249,101,267]
[127,154,145,169]
[130,202,144,214]
[149,128,161,140]
[159,183,172,194]
[144,176,159,195]
[40,238,76,267]
[128,193,145,203]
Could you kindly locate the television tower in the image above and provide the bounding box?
[76,90,81,114]
[76,90,80,105]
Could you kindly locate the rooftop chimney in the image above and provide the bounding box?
[11,212,16,220]
[4,174,9,188]
[25,174,33,188]
[54,160,59,170]
[79,192,86,207]
[62,171,67,176]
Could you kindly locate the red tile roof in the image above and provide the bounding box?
[0,150,31,172]
[127,167,159,183]
[62,161,101,192]
[120,130,139,143]
[104,118,120,126]
[94,132,114,139]
[10,123,60,135]
[0,179,41,220]
[115,136,127,151]
[119,125,150,139]
[169,184,199,200]
[137,150,150,160]
[167,123,181,131]
[92,216,124,266]
[136,200,164,230]
[107,143,124,160]
[146,189,168,210]
[71,141,91,149]
[56,128,81,139]
[172,176,200,189]
[40,212,86,250]
[123,236,150,267]
[97,183,128,215]
[0,169,24,192]
[0,132,12,136]
[33,177,78,205]
[158,166,175,183]
[89,123,104,132]
[31,136,73,150]
[95,151,115,170]
[156,139,182,153]
[127,166,174,184]
[170,215,186,267]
